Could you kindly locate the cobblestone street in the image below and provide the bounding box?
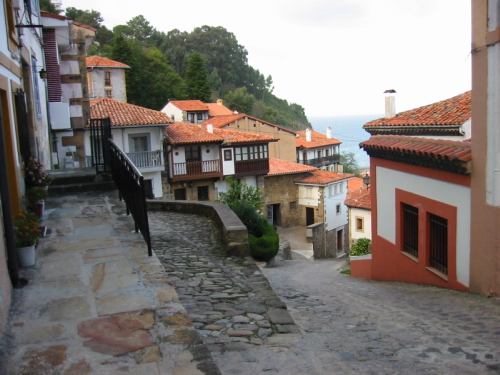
[149,211,500,374]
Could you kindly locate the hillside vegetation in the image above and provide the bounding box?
[52,6,310,130]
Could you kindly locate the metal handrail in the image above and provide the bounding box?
[109,139,152,256]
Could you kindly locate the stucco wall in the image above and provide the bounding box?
[349,207,372,244]
[0,202,13,338]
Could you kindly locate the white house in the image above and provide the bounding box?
[295,128,342,172]
[86,98,172,198]
[345,177,372,245]
[295,170,353,257]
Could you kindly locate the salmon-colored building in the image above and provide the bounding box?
[470,0,500,296]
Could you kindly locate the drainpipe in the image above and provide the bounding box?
[0,112,22,288]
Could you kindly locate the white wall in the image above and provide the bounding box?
[298,185,319,207]
[161,102,183,122]
[349,207,372,243]
[324,180,348,230]
[376,166,470,285]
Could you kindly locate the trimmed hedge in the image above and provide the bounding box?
[248,222,279,262]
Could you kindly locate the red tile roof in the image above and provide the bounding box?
[89,98,171,127]
[361,135,471,161]
[170,100,209,111]
[364,91,471,128]
[361,135,472,174]
[73,21,97,32]
[86,56,130,68]
[296,170,353,184]
[165,122,222,145]
[203,114,246,128]
[295,129,342,148]
[212,128,279,145]
[206,103,234,116]
[267,158,317,176]
[345,178,371,209]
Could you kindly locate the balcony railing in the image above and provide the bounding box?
[126,150,163,168]
[301,154,340,167]
[234,159,269,175]
[172,159,222,181]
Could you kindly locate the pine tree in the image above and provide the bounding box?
[185,53,211,102]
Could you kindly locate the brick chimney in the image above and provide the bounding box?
[306,128,312,142]
[384,89,397,119]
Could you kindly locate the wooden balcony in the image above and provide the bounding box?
[234,159,269,176]
[301,154,340,168]
[171,159,222,182]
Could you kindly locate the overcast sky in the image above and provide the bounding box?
[61,0,471,118]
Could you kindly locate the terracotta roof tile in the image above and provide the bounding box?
[364,91,471,128]
[206,103,234,116]
[296,170,353,184]
[267,158,317,176]
[295,129,342,148]
[361,135,471,162]
[89,98,171,127]
[170,100,209,111]
[203,114,246,128]
[345,177,371,209]
[86,56,130,68]
[73,21,97,32]
[165,122,223,145]
[212,128,279,144]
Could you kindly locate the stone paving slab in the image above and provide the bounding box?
[0,192,222,375]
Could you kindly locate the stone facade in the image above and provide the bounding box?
[312,222,349,259]
[262,172,311,227]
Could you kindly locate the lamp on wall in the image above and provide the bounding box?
[363,173,370,190]
[39,69,48,80]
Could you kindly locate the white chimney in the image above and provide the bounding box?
[207,124,213,133]
[384,89,396,119]
[326,127,332,139]
[306,128,312,142]
[217,99,223,106]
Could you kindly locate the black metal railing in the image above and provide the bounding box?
[89,118,112,173]
[109,139,152,256]
[301,154,340,167]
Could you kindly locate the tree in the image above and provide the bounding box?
[184,53,211,102]
[65,8,103,29]
[40,0,61,14]
[340,152,360,176]
[224,87,255,114]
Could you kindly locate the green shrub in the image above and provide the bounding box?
[248,222,279,262]
[228,200,266,236]
[350,238,371,256]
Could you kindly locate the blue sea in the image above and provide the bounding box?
[309,114,382,168]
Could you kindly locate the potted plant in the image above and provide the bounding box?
[25,157,53,188]
[25,186,48,218]
[13,211,41,267]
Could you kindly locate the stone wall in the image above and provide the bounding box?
[312,223,349,259]
[262,173,310,227]
[147,200,249,257]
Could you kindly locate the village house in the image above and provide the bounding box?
[163,122,278,201]
[295,128,342,172]
[363,90,471,141]
[86,56,130,102]
[161,99,232,123]
[41,11,96,169]
[85,98,172,198]
[351,135,471,291]
[345,177,372,245]
[203,114,297,162]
